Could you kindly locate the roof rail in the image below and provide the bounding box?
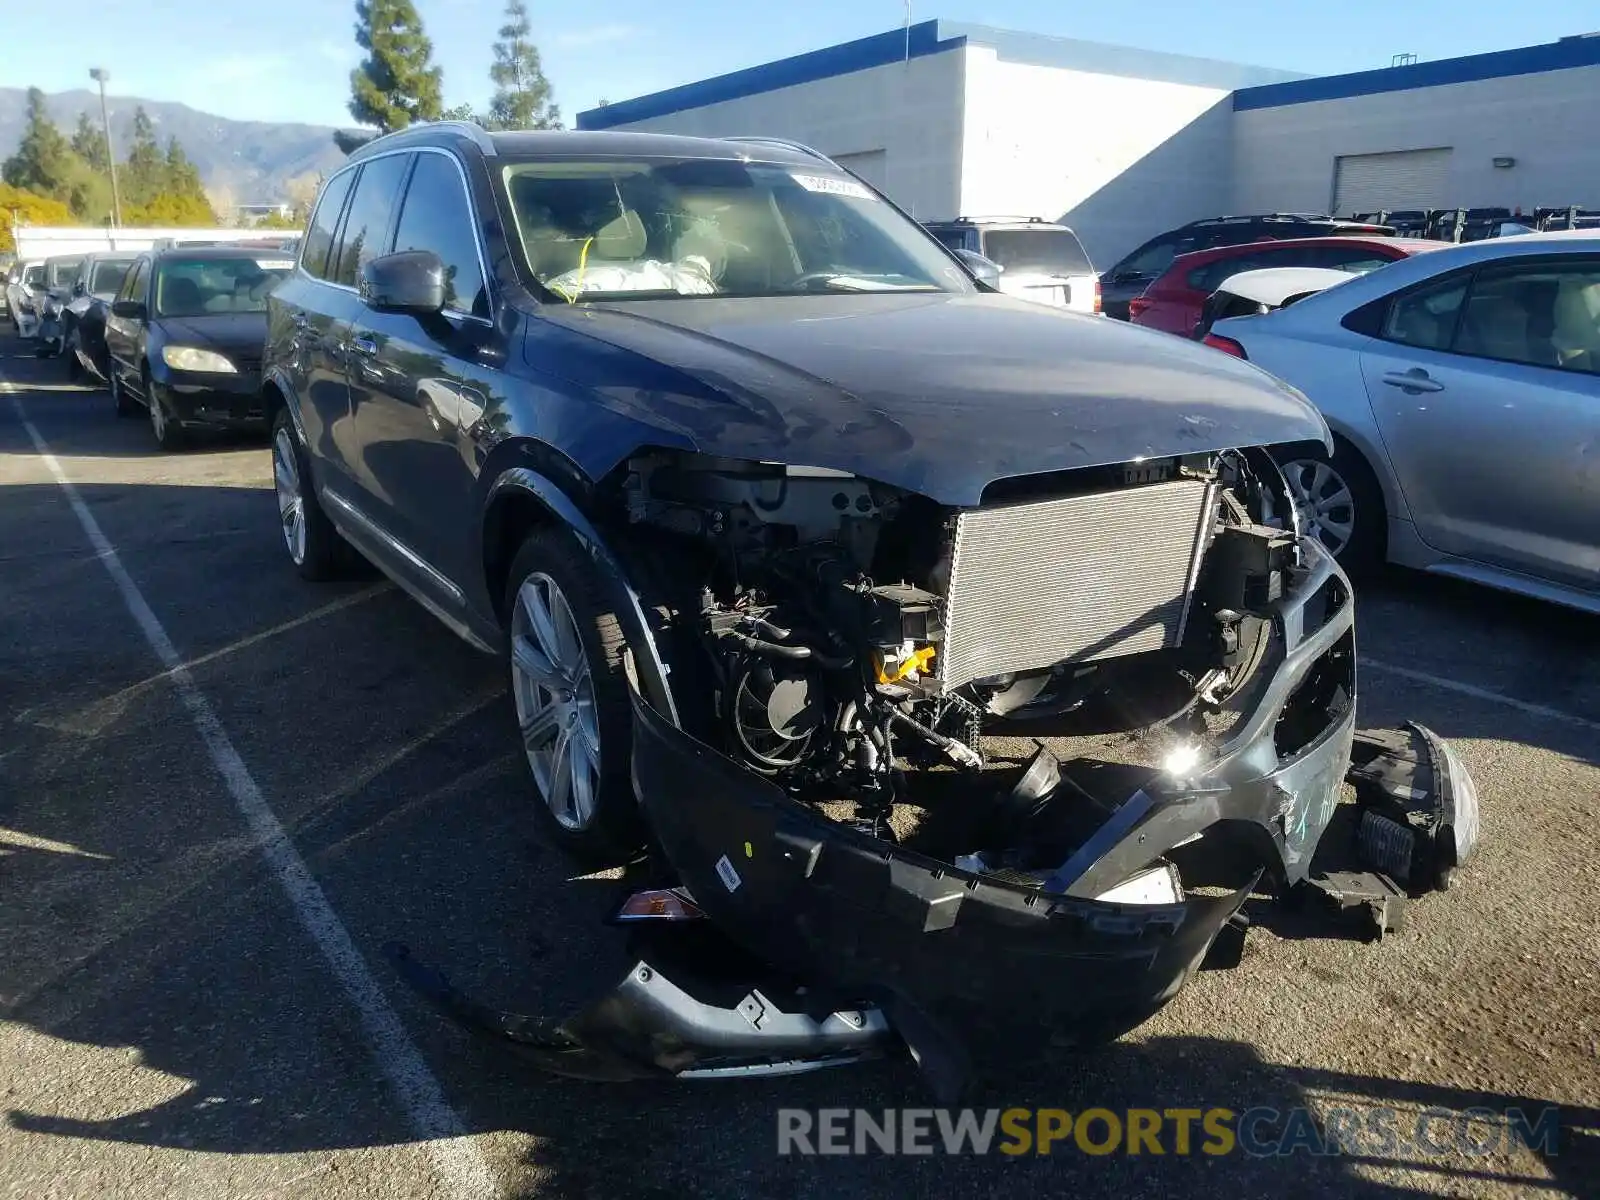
[355,120,498,157]
[722,136,834,164]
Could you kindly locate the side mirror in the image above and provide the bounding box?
[952,248,1003,289]
[360,250,446,315]
[111,299,144,319]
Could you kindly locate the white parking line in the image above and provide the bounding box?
[8,395,498,1200]
[1360,655,1600,735]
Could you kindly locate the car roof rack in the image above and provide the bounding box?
[722,136,834,164]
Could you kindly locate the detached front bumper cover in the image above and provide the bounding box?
[388,541,1481,1097]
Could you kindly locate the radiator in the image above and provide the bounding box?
[937,478,1218,692]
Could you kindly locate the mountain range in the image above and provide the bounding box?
[0,87,354,207]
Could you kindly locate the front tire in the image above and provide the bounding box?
[505,529,642,865]
[110,367,138,417]
[1277,440,1386,570]
[271,407,345,581]
[146,370,186,450]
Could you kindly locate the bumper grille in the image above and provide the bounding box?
[938,478,1217,691]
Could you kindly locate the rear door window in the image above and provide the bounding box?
[1303,245,1394,275]
[1380,274,1468,351]
[301,169,356,281]
[331,154,411,287]
[1189,247,1303,293]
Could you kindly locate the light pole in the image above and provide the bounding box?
[89,67,122,228]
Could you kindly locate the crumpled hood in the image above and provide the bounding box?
[536,291,1327,506]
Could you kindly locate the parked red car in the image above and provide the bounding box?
[1129,237,1440,336]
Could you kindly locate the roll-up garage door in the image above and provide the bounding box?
[1332,148,1453,216]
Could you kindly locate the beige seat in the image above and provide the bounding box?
[1552,277,1600,371]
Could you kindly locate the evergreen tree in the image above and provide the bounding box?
[440,102,479,123]
[486,0,559,131]
[121,106,166,206]
[1,88,76,196]
[348,0,443,133]
[71,111,110,172]
[164,137,206,201]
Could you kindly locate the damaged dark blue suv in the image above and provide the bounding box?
[263,123,1479,1097]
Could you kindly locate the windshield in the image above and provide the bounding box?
[980,229,1094,277]
[90,259,135,295]
[24,265,45,287]
[154,257,293,317]
[501,158,972,301]
[46,259,84,288]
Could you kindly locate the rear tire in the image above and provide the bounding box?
[271,406,345,581]
[505,528,643,866]
[1276,440,1386,572]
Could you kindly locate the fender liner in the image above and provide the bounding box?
[487,467,681,727]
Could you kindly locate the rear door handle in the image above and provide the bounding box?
[348,336,378,357]
[1381,368,1443,393]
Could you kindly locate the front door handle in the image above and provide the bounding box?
[1381,368,1444,393]
[348,335,378,357]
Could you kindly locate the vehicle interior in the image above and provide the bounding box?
[501,159,968,299]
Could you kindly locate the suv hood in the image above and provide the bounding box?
[539,291,1327,506]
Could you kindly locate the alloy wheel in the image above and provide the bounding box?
[149,390,168,442]
[272,427,307,564]
[510,572,602,831]
[1281,457,1357,557]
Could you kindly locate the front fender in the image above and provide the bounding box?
[485,468,680,727]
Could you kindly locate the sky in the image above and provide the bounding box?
[2,0,1597,129]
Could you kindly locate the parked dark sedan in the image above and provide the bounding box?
[262,125,1477,1096]
[63,252,137,381]
[105,246,294,448]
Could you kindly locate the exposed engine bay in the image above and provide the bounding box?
[394,448,1480,1097]
[620,446,1317,895]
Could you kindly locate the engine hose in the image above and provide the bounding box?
[886,707,982,769]
[722,629,814,660]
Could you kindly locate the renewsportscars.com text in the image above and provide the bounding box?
[776,1105,1563,1157]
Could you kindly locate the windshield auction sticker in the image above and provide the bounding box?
[790,173,875,201]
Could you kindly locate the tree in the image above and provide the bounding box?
[284,172,323,222]
[2,88,76,197]
[71,111,109,172]
[0,182,74,253]
[164,137,206,202]
[440,102,479,123]
[255,210,303,229]
[485,0,559,131]
[348,0,443,134]
[124,192,217,227]
[121,107,166,207]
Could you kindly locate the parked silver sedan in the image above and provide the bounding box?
[1204,231,1600,614]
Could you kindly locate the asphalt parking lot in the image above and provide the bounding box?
[1,331,1596,1200]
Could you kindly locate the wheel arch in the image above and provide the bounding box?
[482,466,680,727]
[261,368,307,444]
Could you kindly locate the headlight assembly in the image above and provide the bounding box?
[162,345,237,373]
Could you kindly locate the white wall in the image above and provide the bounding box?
[603,52,968,221]
[1233,64,1600,216]
[959,47,1237,268]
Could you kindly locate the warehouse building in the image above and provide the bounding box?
[576,21,1600,268]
